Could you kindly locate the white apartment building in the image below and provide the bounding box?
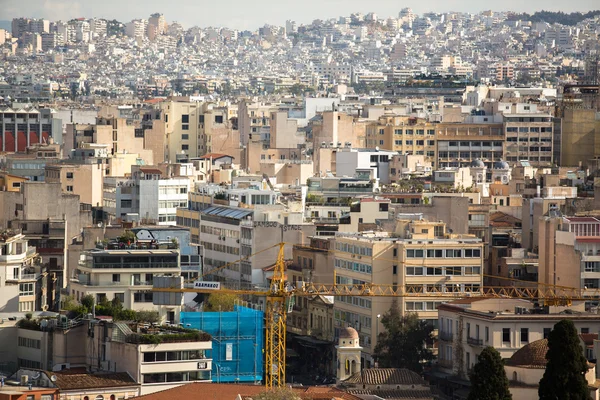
[70,246,182,323]
[335,148,397,185]
[0,232,42,312]
[437,298,600,378]
[103,167,191,225]
[333,219,483,367]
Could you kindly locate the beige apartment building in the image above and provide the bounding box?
[365,116,438,166]
[333,219,483,366]
[437,298,600,381]
[503,112,554,167]
[435,122,504,169]
[45,162,105,207]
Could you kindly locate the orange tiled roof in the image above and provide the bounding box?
[53,372,138,390]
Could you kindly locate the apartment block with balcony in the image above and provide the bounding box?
[504,113,554,167]
[0,231,43,312]
[70,244,181,323]
[436,299,600,381]
[435,123,504,169]
[103,165,191,225]
[0,107,61,153]
[332,218,483,366]
[365,116,438,167]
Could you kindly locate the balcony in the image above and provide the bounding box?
[439,331,453,341]
[467,337,484,346]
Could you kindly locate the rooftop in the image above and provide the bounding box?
[52,370,138,390]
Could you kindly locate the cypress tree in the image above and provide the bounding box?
[539,319,589,400]
[468,346,512,400]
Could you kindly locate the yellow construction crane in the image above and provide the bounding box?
[153,242,598,388]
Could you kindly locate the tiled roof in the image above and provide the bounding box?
[53,372,138,390]
[197,153,233,160]
[347,388,433,399]
[506,338,548,369]
[133,382,361,400]
[581,333,598,346]
[344,368,426,386]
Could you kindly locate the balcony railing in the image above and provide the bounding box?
[439,331,453,341]
[467,337,484,346]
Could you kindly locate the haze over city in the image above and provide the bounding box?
[2,0,599,29]
[1,2,600,400]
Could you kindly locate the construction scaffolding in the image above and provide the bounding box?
[181,305,264,384]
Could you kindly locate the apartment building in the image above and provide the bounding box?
[503,111,554,167]
[2,143,61,182]
[0,106,61,152]
[45,162,105,207]
[435,122,504,169]
[70,244,182,322]
[365,116,438,166]
[437,299,600,380]
[0,232,42,312]
[237,100,276,147]
[333,218,483,366]
[103,166,191,225]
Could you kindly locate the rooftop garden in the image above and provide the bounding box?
[125,325,211,345]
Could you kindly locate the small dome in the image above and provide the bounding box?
[494,160,510,170]
[470,159,485,168]
[506,338,548,368]
[339,327,359,339]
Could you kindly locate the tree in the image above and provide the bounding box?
[373,300,434,373]
[539,319,589,400]
[468,347,512,400]
[204,292,241,312]
[254,387,302,400]
[81,294,95,312]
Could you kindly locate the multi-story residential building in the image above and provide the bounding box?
[237,100,276,147]
[365,116,438,167]
[2,143,61,182]
[70,242,182,323]
[335,148,397,185]
[504,111,554,167]
[103,165,191,225]
[0,232,42,312]
[160,99,205,163]
[333,218,483,366]
[0,107,62,153]
[45,162,106,207]
[436,122,504,169]
[307,176,376,199]
[436,299,600,381]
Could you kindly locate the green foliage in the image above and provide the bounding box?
[373,300,434,373]
[61,295,78,311]
[507,10,600,26]
[25,313,33,320]
[253,387,302,400]
[117,230,136,244]
[351,81,386,94]
[126,328,211,345]
[539,320,589,400]
[136,310,159,324]
[468,347,512,400]
[204,293,240,312]
[81,294,95,311]
[16,318,41,331]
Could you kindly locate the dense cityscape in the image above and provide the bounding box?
[0,5,599,400]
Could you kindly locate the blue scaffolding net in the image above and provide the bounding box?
[181,306,264,383]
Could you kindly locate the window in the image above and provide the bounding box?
[393,265,397,275]
[485,326,489,342]
[120,199,132,208]
[543,328,551,339]
[181,124,189,130]
[446,249,462,258]
[112,274,120,283]
[406,267,423,275]
[182,145,189,150]
[66,172,74,179]
[215,115,224,124]
[502,328,510,343]
[66,185,73,192]
[521,328,529,343]
[182,134,189,140]
[182,114,189,123]
[406,249,424,258]
[582,328,590,334]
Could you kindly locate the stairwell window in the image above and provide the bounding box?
[502,328,511,344]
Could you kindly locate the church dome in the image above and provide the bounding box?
[506,338,548,368]
[494,160,510,170]
[470,159,486,168]
[339,327,359,340]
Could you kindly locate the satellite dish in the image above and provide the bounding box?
[50,375,57,382]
